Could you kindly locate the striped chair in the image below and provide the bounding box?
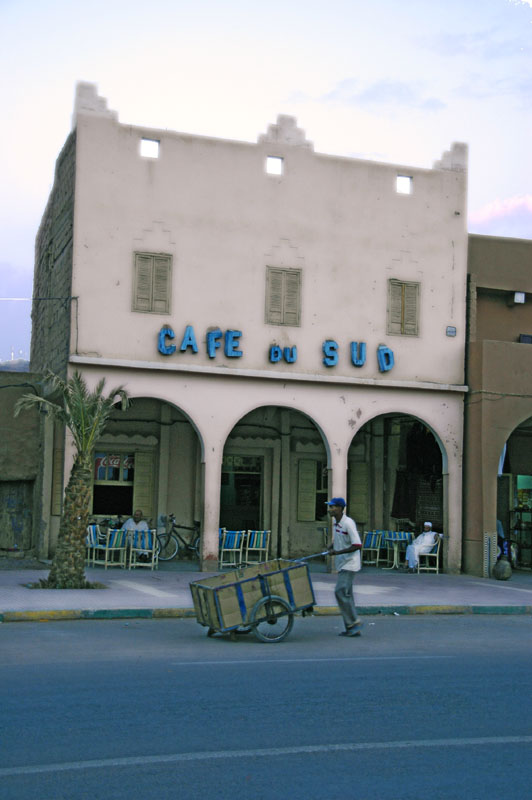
[361,531,381,565]
[417,535,442,574]
[90,528,128,569]
[128,529,158,570]
[85,524,101,566]
[244,530,271,565]
[376,531,392,567]
[218,529,246,569]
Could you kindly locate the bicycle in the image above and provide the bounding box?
[156,514,201,561]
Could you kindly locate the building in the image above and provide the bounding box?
[0,373,44,556]
[464,235,532,576]
[31,83,469,571]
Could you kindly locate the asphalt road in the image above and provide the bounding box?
[1,615,531,800]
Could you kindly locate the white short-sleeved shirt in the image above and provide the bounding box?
[122,518,149,532]
[333,513,362,572]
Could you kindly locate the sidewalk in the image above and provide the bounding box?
[1,560,532,622]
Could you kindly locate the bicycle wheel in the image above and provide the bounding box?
[250,595,294,643]
[191,535,200,558]
[157,533,179,561]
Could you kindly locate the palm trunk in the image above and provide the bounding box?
[47,460,93,589]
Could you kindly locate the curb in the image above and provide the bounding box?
[1,605,532,623]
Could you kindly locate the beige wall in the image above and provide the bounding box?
[71,95,467,387]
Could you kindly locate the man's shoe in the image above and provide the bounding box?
[339,623,363,637]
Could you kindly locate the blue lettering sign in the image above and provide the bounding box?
[269,345,282,362]
[180,325,198,353]
[350,342,366,367]
[283,346,297,363]
[225,330,243,358]
[323,340,338,367]
[377,345,395,372]
[158,326,176,356]
[206,328,223,359]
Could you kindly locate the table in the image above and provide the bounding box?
[381,532,412,570]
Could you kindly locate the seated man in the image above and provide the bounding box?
[122,509,150,560]
[404,522,439,573]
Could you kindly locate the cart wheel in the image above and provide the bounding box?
[207,628,216,637]
[250,595,294,643]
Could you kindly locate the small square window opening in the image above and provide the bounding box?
[141,138,160,159]
[396,175,413,194]
[266,156,284,175]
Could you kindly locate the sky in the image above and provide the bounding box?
[1,0,531,363]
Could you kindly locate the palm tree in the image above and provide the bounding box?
[15,370,130,588]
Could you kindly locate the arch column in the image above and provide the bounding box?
[200,439,224,570]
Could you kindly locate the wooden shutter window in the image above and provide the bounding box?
[266,267,301,326]
[133,253,171,313]
[387,279,419,336]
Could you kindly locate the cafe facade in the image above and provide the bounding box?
[31,83,469,571]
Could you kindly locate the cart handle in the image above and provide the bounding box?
[292,551,329,562]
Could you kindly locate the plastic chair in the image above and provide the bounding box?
[376,531,392,567]
[361,531,381,565]
[417,536,442,573]
[85,524,101,566]
[129,529,158,570]
[218,529,246,569]
[244,530,271,565]
[91,528,128,569]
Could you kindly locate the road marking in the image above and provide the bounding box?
[167,655,455,667]
[2,735,531,777]
[471,582,532,596]
[111,581,181,598]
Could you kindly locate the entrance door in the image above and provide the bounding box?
[220,455,263,530]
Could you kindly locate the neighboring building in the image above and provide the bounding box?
[0,373,45,556]
[31,82,469,570]
[464,235,532,576]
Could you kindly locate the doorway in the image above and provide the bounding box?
[220,455,263,530]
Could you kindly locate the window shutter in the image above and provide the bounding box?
[132,451,155,522]
[266,268,284,324]
[349,462,369,524]
[403,283,419,335]
[283,270,301,326]
[388,281,404,334]
[152,256,171,313]
[134,255,153,312]
[297,459,317,521]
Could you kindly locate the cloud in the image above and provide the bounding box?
[469,195,532,239]
[321,79,445,113]
[421,28,528,60]
[454,73,532,100]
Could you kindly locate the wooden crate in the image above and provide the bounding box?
[190,559,315,632]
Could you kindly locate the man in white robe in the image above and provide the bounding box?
[404,522,439,572]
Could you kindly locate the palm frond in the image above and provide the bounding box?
[15,369,130,464]
[14,392,65,421]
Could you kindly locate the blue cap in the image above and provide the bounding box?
[325,497,346,508]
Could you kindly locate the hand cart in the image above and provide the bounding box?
[190,554,326,643]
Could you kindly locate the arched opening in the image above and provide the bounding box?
[497,416,532,570]
[220,406,329,559]
[91,397,203,560]
[347,414,445,536]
